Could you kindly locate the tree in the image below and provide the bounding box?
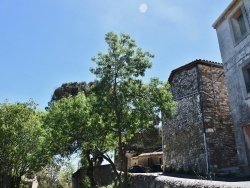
[90,32,176,187]
[49,82,94,104]
[36,158,63,188]
[45,93,91,156]
[44,93,106,187]
[126,124,162,153]
[58,162,75,188]
[0,100,51,188]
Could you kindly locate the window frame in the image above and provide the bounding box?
[240,59,250,99]
[229,3,250,45]
[242,64,250,94]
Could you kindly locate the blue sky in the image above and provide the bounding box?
[0,0,231,110]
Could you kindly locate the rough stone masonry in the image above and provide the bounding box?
[163,59,238,174]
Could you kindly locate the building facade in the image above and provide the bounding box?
[213,0,250,175]
[162,60,238,174]
[130,152,162,167]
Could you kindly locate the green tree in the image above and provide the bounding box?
[36,159,63,188]
[58,162,75,188]
[0,100,51,188]
[126,125,162,153]
[45,93,92,156]
[44,93,105,187]
[90,32,176,187]
[49,82,94,104]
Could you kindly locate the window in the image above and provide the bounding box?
[159,158,162,164]
[242,64,250,94]
[243,125,250,152]
[231,5,249,43]
[238,14,247,35]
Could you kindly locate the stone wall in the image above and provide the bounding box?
[72,165,116,188]
[128,173,249,188]
[164,65,206,173]
[214,0,250,175]
[93,164,116,186]
[198,64,238,169]
[126,151,141,168]
[72,168,86,188]
[223,39,250,175]
[163,61,237,174]
[170,66,199,98]
[164,94,205,173]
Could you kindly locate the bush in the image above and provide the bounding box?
[79,176,91,188]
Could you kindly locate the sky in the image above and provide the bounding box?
[0,0,232,110]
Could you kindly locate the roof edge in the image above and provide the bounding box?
[213,0,241,29]
[168,59,223,83]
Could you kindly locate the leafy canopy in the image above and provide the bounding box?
[90,32,176,187]
[45,93,93,157]
[0,100,51,187]
[90,32,175,140]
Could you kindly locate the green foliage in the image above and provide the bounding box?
[44,93,93,157]
[91,32,175,137]
[45,91,109,188]
[43,32,176,188]
[0,100,51,187]
[49,82,94,104]
[0,32,175,188]
[36,160,63,188]
[79,176,91,188]
[35,159,77,188]
[58,163,75,188]
[127,125,162,153]
[100,183,117,188]
[90,32,176,187]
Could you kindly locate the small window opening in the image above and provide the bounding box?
[231,7,249,42]
[238,14,247,35]
[242,64,250,93]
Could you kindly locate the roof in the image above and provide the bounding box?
[131,156,139,159]
[168,59,222,83]
[213,0,241,29]
[138,151,163,157]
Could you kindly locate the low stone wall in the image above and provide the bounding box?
[129,173,249,188]
[94,164,116,186]
[72,164,116,188]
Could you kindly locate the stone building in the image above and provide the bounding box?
[162,59,238,174]
[72,165,116,188]
[213,0,250,175]
[130,152,163,167]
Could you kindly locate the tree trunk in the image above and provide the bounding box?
[85,150,97,188]
[1,173,11,188]
[121,156,128,188]
[95,148,122,186]
[16,176,21,188]
[118,132,129,188]
[9,175,21,188]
